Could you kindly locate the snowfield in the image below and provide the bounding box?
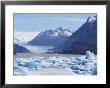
[14,51,97,76]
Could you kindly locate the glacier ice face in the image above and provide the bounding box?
[14,51,97,75]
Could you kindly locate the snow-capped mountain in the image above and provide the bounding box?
[14,31,38,44]
[28,27,72,46]
[87,16,97,23]
[53,27,72,37]
[54,16,97,54]
[37,27,72,38]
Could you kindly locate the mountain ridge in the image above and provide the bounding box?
[28,27,72,46]
[14,44,31,54]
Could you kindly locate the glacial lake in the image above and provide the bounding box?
[14,45,84,58]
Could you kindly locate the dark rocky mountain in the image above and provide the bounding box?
[28,27,72,46]
[54,16,97,54]
[14,44,30,54]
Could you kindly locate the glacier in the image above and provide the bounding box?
[14,51,97,76]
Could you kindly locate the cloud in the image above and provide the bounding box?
[14,31,39,43]
[49,17,87,23]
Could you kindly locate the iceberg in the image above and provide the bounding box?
[85,51,96,60]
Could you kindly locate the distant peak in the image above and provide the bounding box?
[87,15,97,23]
[46,30,53,32]
[56,26,63,31]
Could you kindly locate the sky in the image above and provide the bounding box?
[14,13,96,33]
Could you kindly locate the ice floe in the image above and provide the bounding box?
[14,51,97,75]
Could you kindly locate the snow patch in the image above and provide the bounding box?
[64,31,72,36]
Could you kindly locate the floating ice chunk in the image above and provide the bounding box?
[72,57,87,65]
[68,51,97,75]
[91,66,97,75]
[24,61,41,69]
[14,67,27,76]
[31,56,45,60]
[85,51,96,60]
[17,61,26,66]
[16,58,28,62]
[41,60,52,67]
[13,62,18,69]
[70,57,76,62]
[34,60,41,63]
[70,66,79,70]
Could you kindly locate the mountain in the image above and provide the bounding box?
[28,27,72,46]
[54,16,97,54]
[14,44,30,54]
